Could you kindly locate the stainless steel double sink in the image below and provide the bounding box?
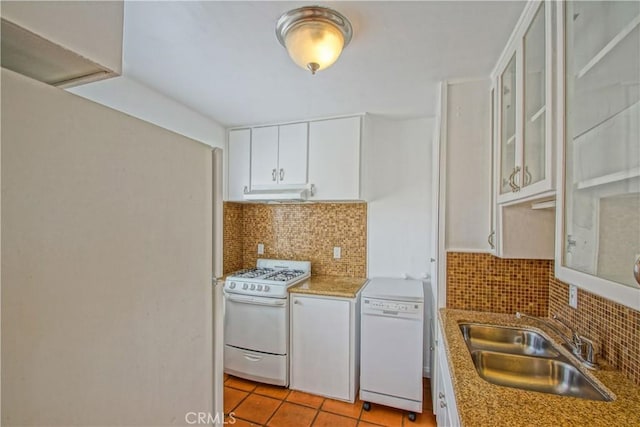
[459,323,612,401]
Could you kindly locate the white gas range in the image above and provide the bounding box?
[223,259,311,386]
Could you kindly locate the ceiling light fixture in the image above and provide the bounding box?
[276,6,353,75]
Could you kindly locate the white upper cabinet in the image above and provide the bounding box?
[556,1,640,307]
[227,129,251,201]
[308,116,361,201]
[278,123,309,186]
[250,126,280,188]
[494,1,554,204]
[250,123,308,189]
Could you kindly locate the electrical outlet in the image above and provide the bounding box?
[569,285,578,309]
[333,246,341,259]
[257,243,264,255]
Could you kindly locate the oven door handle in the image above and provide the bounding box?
[225,293,287,307]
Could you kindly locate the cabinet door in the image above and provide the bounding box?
[522,2,547,189]
[308,117,361,200]
[499,54,518,196]
[227,129,251,201]
[290,296,350,400]
[250,126,279,188]
[278,123,308,186]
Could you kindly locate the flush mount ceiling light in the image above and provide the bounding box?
[276,6,353,75]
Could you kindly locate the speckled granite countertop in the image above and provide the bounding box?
[288,276,367,298]
[439,308,640,427]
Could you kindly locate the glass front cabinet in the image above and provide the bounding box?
[493,0,554,205]
[556,1,640,308]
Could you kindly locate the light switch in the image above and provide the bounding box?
[333,247,341,259]
[257,243,264,255]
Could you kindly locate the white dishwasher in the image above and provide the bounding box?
[360,278,423,421]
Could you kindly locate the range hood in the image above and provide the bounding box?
[243,188,309,202]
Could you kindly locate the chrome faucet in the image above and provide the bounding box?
[515,312,599,370]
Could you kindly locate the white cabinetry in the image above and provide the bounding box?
[227,129,251,201]
[488,0,556,259]
[308,117,361,200]
[290,293,360,402]
[493,1,554,204]
[434,323,460,427]
[251,123,308,189]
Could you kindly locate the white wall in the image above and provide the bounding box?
[362,115,434,279]
[69,76,226,149]
[444,80,492,251]
[1,1,123,74]
[1,69,213,426]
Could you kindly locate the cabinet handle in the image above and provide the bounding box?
[279,168,284,181]
[272,169,277,181]
[243,185,248,194]
[439,392,445,399]
[508,166,521,192]
[634,255,640,285]
[310,184,316,196]
[440,401,447,408]
[488,230,495,249]
[524,166,532,186]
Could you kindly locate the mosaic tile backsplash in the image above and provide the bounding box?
[446,252,550,316]
[446,251,640,386]
[549,275,640,386]
[223,202,367,277]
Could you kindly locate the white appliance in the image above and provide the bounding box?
[360,278,424,420]
[223,259,311,386]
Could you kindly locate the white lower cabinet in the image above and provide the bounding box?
[435,323,460,427]
[290,294,360,402]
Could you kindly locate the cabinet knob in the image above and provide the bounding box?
[310,184,316,197]
[294,300,301,305]
[272,169,277,181]
[488,230,495,249]
[634,255,640,285]
[279,168,284,181]
[440,401,447,408]
[439,392,445,399]
[243,185,248,194]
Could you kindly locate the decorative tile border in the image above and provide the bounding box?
[223,202,367,277]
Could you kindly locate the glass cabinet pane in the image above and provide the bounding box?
[523,2,546,187]
[500,55,517,195]
[564,1,640,287]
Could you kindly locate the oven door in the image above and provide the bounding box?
[224,293,288,355]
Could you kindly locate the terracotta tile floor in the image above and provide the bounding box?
[224,375,437,427]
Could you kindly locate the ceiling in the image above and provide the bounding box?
[122,1,525,127]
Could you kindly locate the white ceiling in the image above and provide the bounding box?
[123,1,525,127]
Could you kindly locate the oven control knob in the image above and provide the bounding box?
[229,282,236,289]
[250,284,256,290]
[257,285,263,291]
[242,283,248,290]
[264,285,270,292]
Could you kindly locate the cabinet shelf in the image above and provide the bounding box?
[529,105,546,122]
[576,166,640,190]
[573,99,639,142]
[576,14,640,79]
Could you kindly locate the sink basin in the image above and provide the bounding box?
[458,322,612,401]
[470,350,612,401]
[459,323,559,357]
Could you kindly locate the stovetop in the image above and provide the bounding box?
[224,259,311,298]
